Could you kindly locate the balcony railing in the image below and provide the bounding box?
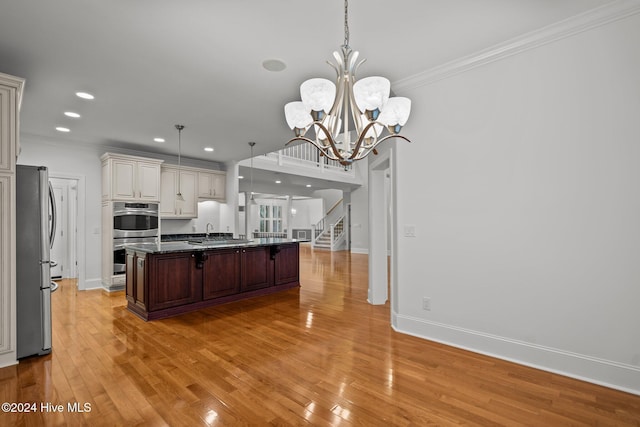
[264,144,353,173]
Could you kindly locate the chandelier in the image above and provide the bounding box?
[284,0,411,166]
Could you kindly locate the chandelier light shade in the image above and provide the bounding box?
[284,0,411,165]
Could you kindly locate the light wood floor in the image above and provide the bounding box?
[1,245,639,426]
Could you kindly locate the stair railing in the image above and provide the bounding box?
[329,215,346,251]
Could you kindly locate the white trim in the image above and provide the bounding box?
[83,278,104,291]
[350,247,369,254]
[50,172,86,291]
[394,0,640,91]
[391,312,640,396]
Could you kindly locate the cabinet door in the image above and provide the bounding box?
[112,159,136,200]
[159,168,177,216]
[197,172,213,198]
[241,246,273,291]
[202,249,241,299]
[0,85,16,172]
[135,253,147,310]
[0,175,12,355]
[178,170,197,218]
[125,251,135,304]
[212,173,226,200]
[148,253,200,311]
[274,243,299,286]
[137,162,160,201]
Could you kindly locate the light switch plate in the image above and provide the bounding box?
[404,225,416,237]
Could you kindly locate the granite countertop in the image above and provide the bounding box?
[126,238,305,254]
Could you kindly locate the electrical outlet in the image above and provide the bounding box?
[422,297,431,311]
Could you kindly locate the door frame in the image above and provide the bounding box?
[368,148,395,306]
[49,172,86,290]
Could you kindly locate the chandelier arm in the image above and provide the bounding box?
[348,85,364,136]
[313,122,345,160]
[364,134,412,157]
[326,61,340,76]
[347,121,379,160]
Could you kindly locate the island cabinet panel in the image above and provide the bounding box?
[126,251,148,312]
[202,249,241,300]
[148,253,200,311]
[125,241,300,320]
[274,243,300,286]
[241,246,273,291]
[125,252,135,304]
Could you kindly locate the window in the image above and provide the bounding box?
[259,204,282,233]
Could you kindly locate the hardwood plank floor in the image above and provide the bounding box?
[1,244,639,426]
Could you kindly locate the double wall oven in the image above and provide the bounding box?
[113,202,159,275]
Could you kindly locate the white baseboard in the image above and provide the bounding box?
[350,247,369,254]
[392,312,640,396]
[81,278,104,291]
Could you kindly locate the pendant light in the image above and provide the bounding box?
[175,124,185,201]
[248,142,256,205]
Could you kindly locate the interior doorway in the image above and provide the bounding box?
[50,177,78,280]
[368,149,394,306]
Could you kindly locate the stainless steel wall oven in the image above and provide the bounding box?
[113,202,159,238]
[113,202,159,275]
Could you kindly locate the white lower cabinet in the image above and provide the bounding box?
[160,167,197,218]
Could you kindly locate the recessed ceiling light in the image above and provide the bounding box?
[238,175,244,179]
[154,137,165,143]
[306,184,311,187]
[262,59,286,72]
[64,111,80,118]
[204,147,214,152]
[75,92,94,100]
[275,180,282,184]
[56,127,70,132]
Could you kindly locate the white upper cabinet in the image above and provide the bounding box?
[160,167,197,218]
[101,153,163,202]
[0,73,23,173]
[197,170,226,201]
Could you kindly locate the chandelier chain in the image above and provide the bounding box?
[343,0,350,47]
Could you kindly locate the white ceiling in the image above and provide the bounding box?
[0,0,614,165]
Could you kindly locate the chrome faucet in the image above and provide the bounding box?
[206,223,214,238]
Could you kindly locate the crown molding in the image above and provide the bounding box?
[394,0,640,91]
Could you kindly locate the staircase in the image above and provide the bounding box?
[312,215,346,251]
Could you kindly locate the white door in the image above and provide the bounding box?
[50,177,78,279]
[50,183,66,279]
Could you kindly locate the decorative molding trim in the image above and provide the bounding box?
[350,247,369,254]
[82,278,103,291]
[391,312,640,396]
[394,0,640,91]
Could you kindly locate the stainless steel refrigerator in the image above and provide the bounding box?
[16,165,58,359]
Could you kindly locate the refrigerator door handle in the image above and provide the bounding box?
[49,181,56,248]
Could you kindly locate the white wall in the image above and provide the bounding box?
[350,158,369,253]
[18,137,103,288]
[18,137,229,288]
[290,198,323,230]
[161,201,230,234]
[393,12,640,394]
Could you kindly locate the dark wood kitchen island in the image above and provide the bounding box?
[125,238,300,320]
